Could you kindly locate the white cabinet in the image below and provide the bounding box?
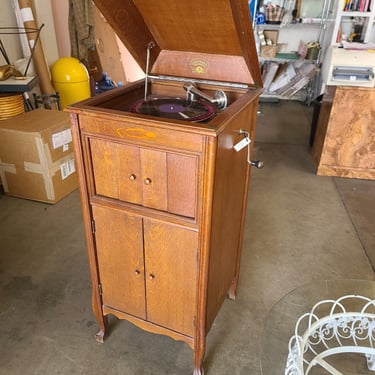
[330,0,375,44]
[321,1,375,88]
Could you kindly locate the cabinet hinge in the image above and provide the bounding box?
[91,219,96,234]
[98,284,102,296]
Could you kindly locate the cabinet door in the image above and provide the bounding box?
[140,150,198,217]
[90,138,120,199]
[166,153,197,218]
[117,144,142,204]
[90,138,143,204]
[92,205,146,319]
[89,137,197,218]
[143,219,198,337]
[139,148,168,210]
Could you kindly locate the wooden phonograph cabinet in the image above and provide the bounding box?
[67,1,262,373]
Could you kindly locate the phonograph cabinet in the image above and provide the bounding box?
[67,1,262,374]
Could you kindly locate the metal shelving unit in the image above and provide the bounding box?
[253,0,333,103]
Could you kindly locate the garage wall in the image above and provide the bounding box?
[0,0,59,69]
[0,2,23,66]
[33,0,59,66]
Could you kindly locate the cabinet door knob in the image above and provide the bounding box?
[144,178,152,185]
[129,174,136,181]
[149,274,155,280]
[134,270,141,275]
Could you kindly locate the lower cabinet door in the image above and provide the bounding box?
[92,205,146,319]
[143,219,198,337]
[92,205,198,337]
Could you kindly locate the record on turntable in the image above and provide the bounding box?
[130,96,216,122]
[129,43,228,123]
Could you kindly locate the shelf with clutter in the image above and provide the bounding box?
[252,0,334,102]
[320,0,375,88]
[331,0,375,45]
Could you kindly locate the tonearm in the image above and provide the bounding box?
[183,83,227,109]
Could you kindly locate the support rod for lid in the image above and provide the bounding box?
[144,41,155,101]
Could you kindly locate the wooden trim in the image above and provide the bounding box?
[69,113,107,339]
[102,305,194,348]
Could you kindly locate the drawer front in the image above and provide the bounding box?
[89,137,198,218]
[79,115,204,153]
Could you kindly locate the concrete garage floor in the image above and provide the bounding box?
[0,101,374,374]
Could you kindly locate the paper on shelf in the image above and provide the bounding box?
[341,41,375,50]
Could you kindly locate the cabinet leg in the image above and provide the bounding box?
[94,314,108,343]
[95,328,106,343]
[193,367,204,375]
[228,276,238,300]
[193,339,205,375]
[91,286,107,343]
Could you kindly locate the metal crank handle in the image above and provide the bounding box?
[234,129,264,168]
[249,160,264,168]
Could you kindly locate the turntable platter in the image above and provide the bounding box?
[130,97,215,122]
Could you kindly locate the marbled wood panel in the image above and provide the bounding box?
[316,164,375,180]
[317,87,375,180]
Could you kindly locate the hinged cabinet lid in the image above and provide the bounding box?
[93,0,262,87]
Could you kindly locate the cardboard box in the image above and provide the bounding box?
[260,45,278,58]
[0,109,78,204]
[263,30,279,45]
